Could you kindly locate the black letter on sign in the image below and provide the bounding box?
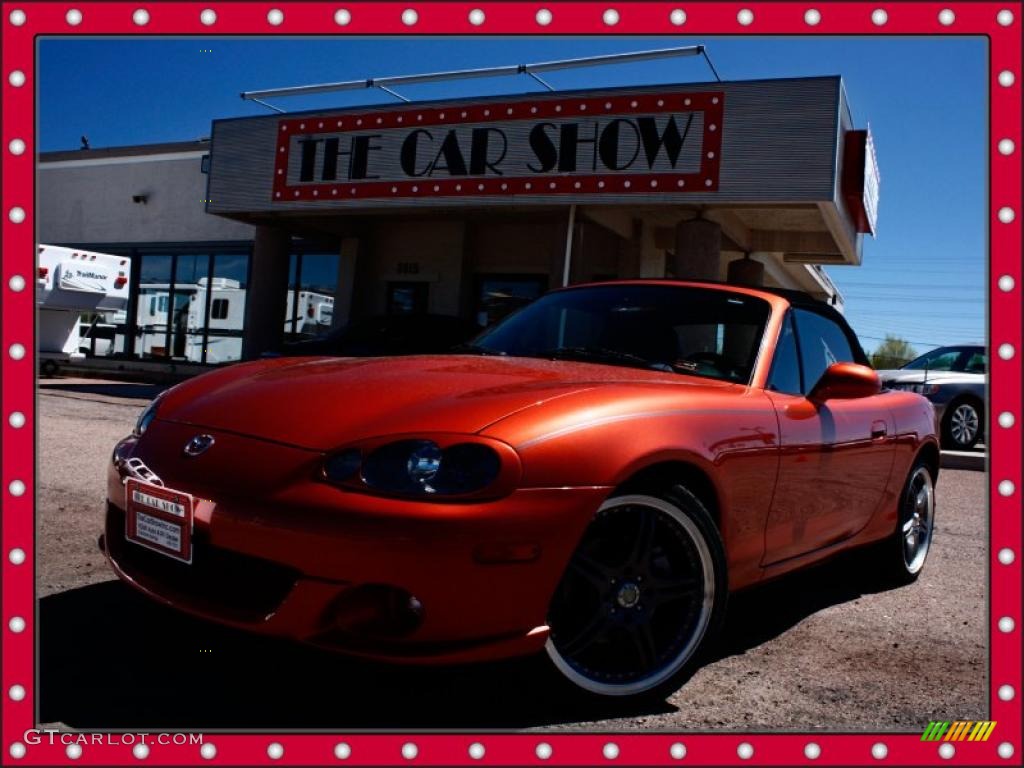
[637,114,693,170]
[429,130,468,176]
[400,129,433,177]
[558,122,600,172]
[469,128,508,176]
[598,119,641,171]
[351,135,382,180]
[297,138,323,182]
[527,123,558,173]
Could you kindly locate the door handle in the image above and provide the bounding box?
[871,420,888,439]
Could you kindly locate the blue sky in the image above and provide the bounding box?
[37,36,987,355]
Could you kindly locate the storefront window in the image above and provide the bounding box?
[136,254,174,359]
[286,252,339,341]
[387,282,428,316]
[202,253,249,364]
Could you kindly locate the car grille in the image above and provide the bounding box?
[106,503,300,623]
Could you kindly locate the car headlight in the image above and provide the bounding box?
[134,396,163,436]
[326,439,503,496]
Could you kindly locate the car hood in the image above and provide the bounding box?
[156,355,731,451]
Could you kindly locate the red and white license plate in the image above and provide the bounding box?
[125,478,194,564]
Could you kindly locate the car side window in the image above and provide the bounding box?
[792,308,855,392]
[767,312,803,395]
[964,351,987,373]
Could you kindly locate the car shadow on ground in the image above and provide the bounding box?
[40,551,888,730]
[39,381,168,400]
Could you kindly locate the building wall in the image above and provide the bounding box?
[37,153,255,245]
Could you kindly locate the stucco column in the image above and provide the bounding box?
[331,237,360,329]
[727,254,766,287]
[671,218,721,281]
[242,224,291,359]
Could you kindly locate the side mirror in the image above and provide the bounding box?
[809,362,881,402]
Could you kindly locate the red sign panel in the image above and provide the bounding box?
[272,91,724,202]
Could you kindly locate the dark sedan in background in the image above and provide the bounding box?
[877,345,986,450]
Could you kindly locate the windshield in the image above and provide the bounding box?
[470,284,771,384]
[902,346,982,372]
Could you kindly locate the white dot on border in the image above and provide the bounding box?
[9,616,26,633]
[8,344,25,361]
[7,138,25,155]
[9,548,26,565]
[603,9,619,25]
[998,70,1015,87]
[871,8,888,25]
[536,8,553,25]
[200,8,216,25]
[267,742,284,759]
[871,743,888,759]
[999,480,1016,496]
[536,743,553,760]
[8,70,26,87]
[334,742,351,760]
[9,9,26,25]
[8,685,25,701]
[200,743,217,760]
[805,9,821,25]
[8,207,25,224]
[267,9,284,25]
[998,412,1015,428]
[669,743,686,759]
[132,8,149,25]
[670,8,686,24]
[938,8,955,25]
[737,8,754,25]
[401,742,418,760]
[998,343,1015,360]
[8,275,26,292]
[998,742,1015,759]
[998,274,1016,291]
[401,8,418,25]
[939,743,955,759]
[998,684,1015,701]
[997,207,1016,223]
[133,743,149,760]
[998,138,1015,155]
[997,9,1014,25]
[9,743,26,759]
[334,9,351,25]
[998,616,1015,632]
[468,743,485,760]
[998,548,1015,564]
[468,8,485,25]
[805,742,821,759]
[65,8,82,25]
[10,479,28,497]
[66,743,82,760]
[737,743,754,760]
[603,743,619,760]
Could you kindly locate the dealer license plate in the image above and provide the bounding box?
[125,478,194,564]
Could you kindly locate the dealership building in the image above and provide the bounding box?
[38,74,877,369]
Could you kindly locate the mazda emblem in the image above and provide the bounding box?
[183,434,215,457]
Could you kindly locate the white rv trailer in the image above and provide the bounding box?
[136,278,334,363]
[37,244,131,374]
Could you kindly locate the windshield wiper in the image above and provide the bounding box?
[451,343,507,356]
[535,346,673,372]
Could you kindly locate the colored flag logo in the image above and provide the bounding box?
[922,721,997,742]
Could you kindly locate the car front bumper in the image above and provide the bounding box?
[104,429,610,664]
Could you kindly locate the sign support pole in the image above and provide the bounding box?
[562,204,576,288]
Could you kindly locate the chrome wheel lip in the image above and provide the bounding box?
[950,403,979,446]
[545,494,716,697]
[901,467,935,574]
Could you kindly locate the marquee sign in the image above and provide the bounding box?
[271,91,724,202]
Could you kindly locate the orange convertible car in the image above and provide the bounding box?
[104,280,938,697]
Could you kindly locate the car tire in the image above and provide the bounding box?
[40,359,59,377]
[873,458,936,587]
[941,398,982,450]
[544,486,728,699]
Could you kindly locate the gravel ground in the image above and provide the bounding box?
[37,378,987,732]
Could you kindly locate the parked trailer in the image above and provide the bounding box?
[37,244,131,375]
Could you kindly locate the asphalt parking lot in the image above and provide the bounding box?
[37,378,987,732]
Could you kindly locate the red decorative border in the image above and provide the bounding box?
[1,3,1020,766]
[272,91,724,200]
